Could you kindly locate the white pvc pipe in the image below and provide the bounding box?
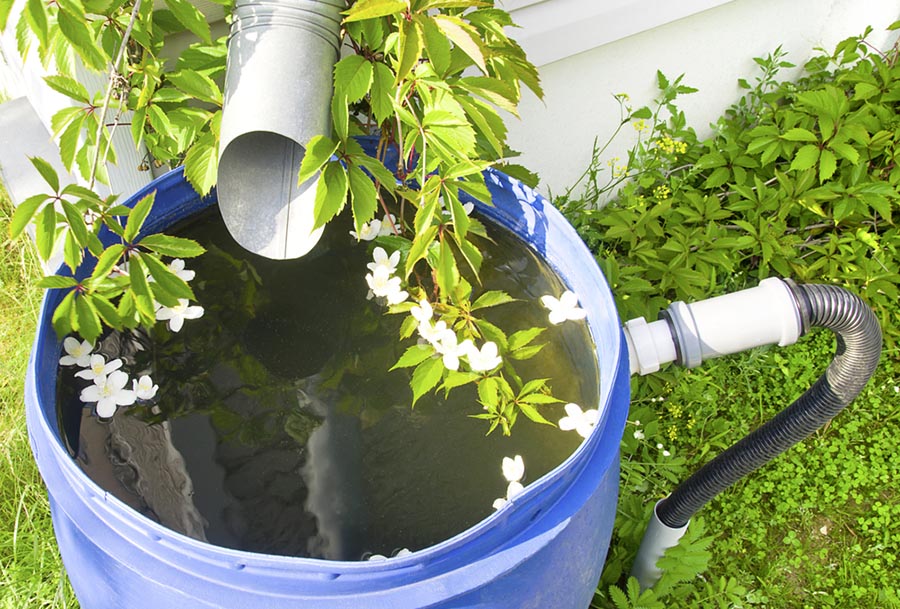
[623,278,802,375]
[630,500,689,590]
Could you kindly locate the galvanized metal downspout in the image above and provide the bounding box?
[217,0,344,260]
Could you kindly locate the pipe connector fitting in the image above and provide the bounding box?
[624,277,803,375]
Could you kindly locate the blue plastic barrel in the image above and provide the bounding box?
[25,161,630,608]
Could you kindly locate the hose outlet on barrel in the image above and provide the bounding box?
[623,279,882,589]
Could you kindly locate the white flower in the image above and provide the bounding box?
[350,219,382,241]
[633,430,645,440]
[156,298,204,332]
[662,450,671,457]
[633,420,641,426]
[441,201,475,218]
[506,481,524,500]
[365,266,408,305]
[410,299,433,324]
[378,214,398,236]
[656,443,663,449]
[367,548,410,561]
[108,260,129,278]
[367,247,401,275]
[465,341,502,372]
[502,455,525,483]
[433,329,471,371]
[74,354,123,382]
[418,319,448,345]
[59,337,93,367]
[493,479,525,510]
[168,259,195,282]
[133,375,159,401]
[540,290,587,325]
[80,371,136,417]
[558,402,600,438]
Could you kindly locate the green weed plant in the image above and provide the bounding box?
[555,24,900,609]
[558,26,900,346]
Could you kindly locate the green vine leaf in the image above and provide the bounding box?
[9,194,49,239]
[137,234,206,258]
[391,344,434,370]
[348,163,379,235]
[74,293,103,343]
[433,14,486,73]
[313,161,349,228]
[23,0,49,47]
[37,275,79,289]
[410,356,444,406]
[164,0,212,44]
[183,129,218,196]
[124,192,155,243]
[56,7,107,71]
[43,75,90,103]
[167,70,223,105]
[297,135,338,186]
[343,0,407,23]
[334,55,374,104]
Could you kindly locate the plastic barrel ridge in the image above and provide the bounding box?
[25,148,631,608]
[217,0,345,260]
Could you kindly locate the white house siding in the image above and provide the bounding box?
[504,0,900,197]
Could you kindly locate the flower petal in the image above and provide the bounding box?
[96,398,117,418]
[506,481,524,500]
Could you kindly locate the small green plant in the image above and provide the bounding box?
[557,28,900,343]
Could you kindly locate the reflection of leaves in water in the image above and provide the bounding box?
[285,407,322,446]
[122,238,300,448]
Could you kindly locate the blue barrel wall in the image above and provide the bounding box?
[25,164,631,608]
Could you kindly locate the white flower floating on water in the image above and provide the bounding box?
[74,354,123,382]
[156,298,205,332]
[80,371,136,418]
[493,455,526,510]
[365,266,408,305]
[418,319,448,345]
[168,258,195,282]
[558,403,600,439]
[502,455,525,483]
[410,298,433,324]
[540,290,587,325]
[465,341,502,372]
[59,338,94,367]
[378,213,398,236]
[367,247,401,275]
[133,375,159,401]
[350,219,382,241]
[433,330,472,372]
[367,548,411,561]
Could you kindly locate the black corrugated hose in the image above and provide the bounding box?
[656,282,883,529]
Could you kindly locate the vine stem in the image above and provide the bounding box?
[88,0,142,190]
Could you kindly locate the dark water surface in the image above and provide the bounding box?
[57,206,599,560]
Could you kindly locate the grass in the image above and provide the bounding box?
[0,184,78,608]
[598,330,900,608]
